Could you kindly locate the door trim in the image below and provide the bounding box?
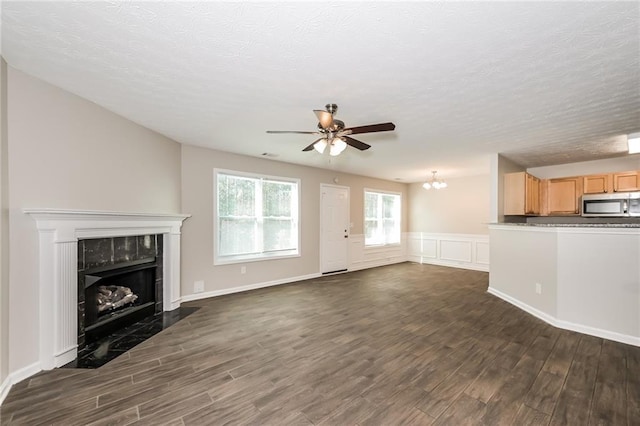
[319,183,350,274]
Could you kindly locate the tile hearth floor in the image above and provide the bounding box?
[63,307,199,368]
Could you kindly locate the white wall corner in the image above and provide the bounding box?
[489,153,499,223]
[488,286,640,347]
[0,361,41,406]
[0,375,11,406]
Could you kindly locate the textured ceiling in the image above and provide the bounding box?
[2,1,639,181]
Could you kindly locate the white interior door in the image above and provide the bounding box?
[320,184,350,274]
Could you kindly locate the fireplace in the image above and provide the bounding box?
[25,209,190,370]
[77,235,163,348]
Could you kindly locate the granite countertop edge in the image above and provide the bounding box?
[490,223,640,228]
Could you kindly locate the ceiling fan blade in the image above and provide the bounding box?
[302,138,323,152]
[343,122,396,135]
[314,110,334,129]
[342,136,371,151]
[266,130,320,134]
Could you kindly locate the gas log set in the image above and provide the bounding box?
[97,285,138,313]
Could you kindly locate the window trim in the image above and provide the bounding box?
[363,188,402,248]
[213,168,301,265]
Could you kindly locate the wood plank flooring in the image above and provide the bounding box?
[2,263,639,425]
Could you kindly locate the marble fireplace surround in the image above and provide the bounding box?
[24,209,190,370]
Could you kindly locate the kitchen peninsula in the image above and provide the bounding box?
[489,223,640,346]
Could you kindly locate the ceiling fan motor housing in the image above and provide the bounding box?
[325,103,338,115]
[318,119,344,132]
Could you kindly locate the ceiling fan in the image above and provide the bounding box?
[266,104,396,156]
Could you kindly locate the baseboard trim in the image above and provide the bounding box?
[421,258,489,272]
[487,287,640,347]
[487,287,557,324]
[181,272,323,303]
[0,375,11,406]
[0,361,42,406]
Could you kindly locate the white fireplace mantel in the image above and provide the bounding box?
[24,208,190,370]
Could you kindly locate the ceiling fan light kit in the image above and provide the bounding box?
[266,104,395,156]
[329,138,347,156]
[313,139,327,154]
[423,171,447,190]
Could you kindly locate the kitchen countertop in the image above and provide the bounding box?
[491,222,640,228]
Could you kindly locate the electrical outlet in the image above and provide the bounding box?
[535,283,542,295]
[240,266,246,274]
[194,280,204,293]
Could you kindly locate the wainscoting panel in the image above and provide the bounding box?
[440,240,472,263]
[406,232,489,272]
[422,239,438,259]
[476,241,490,265]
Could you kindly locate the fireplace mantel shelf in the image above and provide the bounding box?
[24,208,191,221]
[25,208,190,370]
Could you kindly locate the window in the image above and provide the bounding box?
[364,190,401,246]
[215,169,300,264]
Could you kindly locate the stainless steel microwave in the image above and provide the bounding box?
[582,192,640,217]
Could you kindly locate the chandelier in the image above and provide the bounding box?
[422,171,447,190]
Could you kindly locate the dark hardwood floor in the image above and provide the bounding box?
[2,263,639,425]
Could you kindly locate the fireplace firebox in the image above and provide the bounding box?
[83,258,157,342]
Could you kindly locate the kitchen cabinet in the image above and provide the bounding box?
[526,173,541,215]
[583,171,640,194]
[583,174,610,194]
[546,177,582,215]
[506,169,639,217]
[613,171,640,192]
[504,172,540,215]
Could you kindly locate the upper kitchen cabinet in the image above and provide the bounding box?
[545,177,582,215]
[583,174,610,194]
[613,171,640,192]
[583,171,640,194]
[504,172,540,215]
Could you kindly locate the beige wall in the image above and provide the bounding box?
[408,174,490,235]
[7,67,182,373]
[181,144,408,295]
[0,59,8,387]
